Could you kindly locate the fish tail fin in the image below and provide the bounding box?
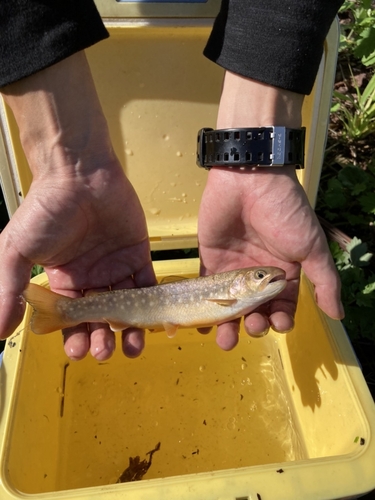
[23,283,70,334]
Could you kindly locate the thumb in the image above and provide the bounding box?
[0,243,32,339]
[302,249,344,320]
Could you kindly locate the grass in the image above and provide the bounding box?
[315,0,375,401]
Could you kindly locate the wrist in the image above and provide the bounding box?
[217,71,303,129]
[1,52,114,180]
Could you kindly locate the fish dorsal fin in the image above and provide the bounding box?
[204,298,237,306]
[159,275,188,284]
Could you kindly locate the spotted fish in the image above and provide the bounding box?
[23,267,286,337]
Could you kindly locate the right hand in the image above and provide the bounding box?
[0,51,156,361]
[0,161,156,361]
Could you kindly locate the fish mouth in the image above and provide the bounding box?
[268,269,286,284]
[262,268,287,295]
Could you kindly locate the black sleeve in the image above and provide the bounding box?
[0,0,108,88]
[204,0,344,95]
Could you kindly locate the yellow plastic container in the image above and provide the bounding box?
[0,8,375,500]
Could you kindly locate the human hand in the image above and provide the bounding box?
[0,164,155,360]
[198,166,344,350]
[0,52,156,360]
[197,71,343,350]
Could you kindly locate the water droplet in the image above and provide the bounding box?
[176,151,182,157]
[150,208,161,215]
[125,149,133,156]
[226,416,237,430]
[163,134,170,141]
[241,363,247,370]
[199,365,206,372]
[241,377,252,386]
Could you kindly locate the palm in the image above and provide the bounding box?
[0,164,155,359]
[198,167,342,350]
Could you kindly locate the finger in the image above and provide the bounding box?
[269,311,294,333]
[215,319,241,350]
[0,252,31,339]
[244,276,298,335]
[302,251,344,320]
[88,323,116,361]
[133,261,157,288]
[63,324,90,360]
[122,328,145,358]
[57,286,95,360]
[243,313,270,337]
[197,327,212,335]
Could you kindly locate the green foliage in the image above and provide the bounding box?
[331,71,375,140]
[31,265,44,278]
[318,164,375,227]
[339,0,375,66]
[330,238,375,340]
[318,0,375,343]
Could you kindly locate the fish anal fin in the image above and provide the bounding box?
[204,298,237,306]
[163,322,179,338]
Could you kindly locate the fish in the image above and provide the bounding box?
[22,266,286,337]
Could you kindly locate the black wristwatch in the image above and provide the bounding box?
[196,127,305,169]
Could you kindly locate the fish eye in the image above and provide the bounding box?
[255,269,268,280]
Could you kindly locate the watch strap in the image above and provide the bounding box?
[196,127,305,169]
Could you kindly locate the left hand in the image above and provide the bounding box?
[197,71,343,351]
[198,163,344,351]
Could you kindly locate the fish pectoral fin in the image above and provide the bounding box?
[104,319,130,332]
[163,322,179,339]
[204,298,237,306]
[159,275,188,284]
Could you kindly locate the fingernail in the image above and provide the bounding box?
[248,328,269,338]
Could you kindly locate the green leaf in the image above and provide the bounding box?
[324,178,347,208]
[338,166,368,188]
[358,192,375,214]
[347,213,369,226]
[347,237,373,267]
[354,27,375,60]
[362,51,375,66]
[31,265,44,278]
[329,241,345,261]
[363,280,375,295]
[355,291,374,307]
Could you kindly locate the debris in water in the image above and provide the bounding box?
[117,442,161,483]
